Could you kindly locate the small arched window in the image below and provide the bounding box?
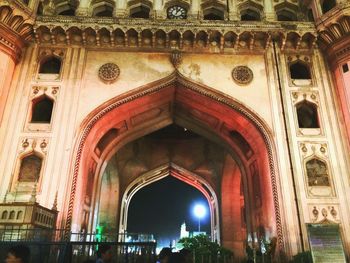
[130,6,150,18]
[31,95,54,123]
[290,61,311,79]
[277,10,297,21]
[16,211,23,220]
[58,9,75,16]
[296,101,319,129]
[18,154,43,182]
[9,211,15,220]
[1,211,8,219]
[93,5,114,17]
[203,8,224,20]
[39,57,62,74]
[241,9,260,21]
[322,0,336,14]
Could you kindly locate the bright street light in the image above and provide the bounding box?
[193,203,206,232]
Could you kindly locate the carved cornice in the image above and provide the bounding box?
[34,16,317,52]
[316,2,350,64]
[0,4,34,62]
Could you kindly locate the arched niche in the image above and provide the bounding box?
[290,61,311,80]
[30,94,54,123]
[65,72,284,258]
[296,100,320,129]
[18,153,43,182]
[39,56,62,74]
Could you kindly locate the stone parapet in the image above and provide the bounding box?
[34,16,317,53]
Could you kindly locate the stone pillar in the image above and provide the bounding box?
[76,0,90,16]
[114,0,128,17]
[330,54,350,147]
[227,0,239,21]
[153,0,165,19]
[310,0,322,19]
[189,0,200,19]
[263,0,275,21]
[0,51,16,125]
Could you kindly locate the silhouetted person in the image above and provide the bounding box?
[5,245,30,263]
[158,247,172,263]
[96,244,112,263]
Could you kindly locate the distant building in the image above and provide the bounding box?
[179,222,206,239]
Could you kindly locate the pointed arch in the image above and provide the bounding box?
[65,72,285,255]
[118,163,221,242]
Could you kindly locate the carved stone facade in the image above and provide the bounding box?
[0,0,350,262]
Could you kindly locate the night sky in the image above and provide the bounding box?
[127,175,211,247]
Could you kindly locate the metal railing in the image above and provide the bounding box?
[0,228,235,263]
[0,241,157,263]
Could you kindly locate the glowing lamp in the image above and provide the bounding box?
[193,204,206,219]
[193,204,206,232]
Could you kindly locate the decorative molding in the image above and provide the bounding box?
[231,66,253,85]
[309,204,340,224]
[316,3,350,63]
[170,50,183,69]
[0,4,34,62]
[98,63,120,84]
[33,16,317,53]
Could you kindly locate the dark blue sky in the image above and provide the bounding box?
[127,175,210,246]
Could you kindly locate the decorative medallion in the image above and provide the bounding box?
[232,66,253,85]
[98,63,120,84]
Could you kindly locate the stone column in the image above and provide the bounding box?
[115,0,128,17]
[76,0,90,16]
[330,54,350,146]
[227,0,239,21]
[189,0,201,19]
[153,0,165,19]
[263,0,275,21]
[0,50,16,125]
[310,0,322,19]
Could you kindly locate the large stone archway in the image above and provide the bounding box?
[64,72,284,258]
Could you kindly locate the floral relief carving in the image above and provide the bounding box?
[309,205,340,223]
[98,63,120,84]
[231,66,253,85]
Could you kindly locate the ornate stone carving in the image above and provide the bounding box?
[309,205,340,223]
[0,5,34,62]
[170,50,182,69]
[33,16,317,53]
[98,63,120,84]
[231,66,253,85]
